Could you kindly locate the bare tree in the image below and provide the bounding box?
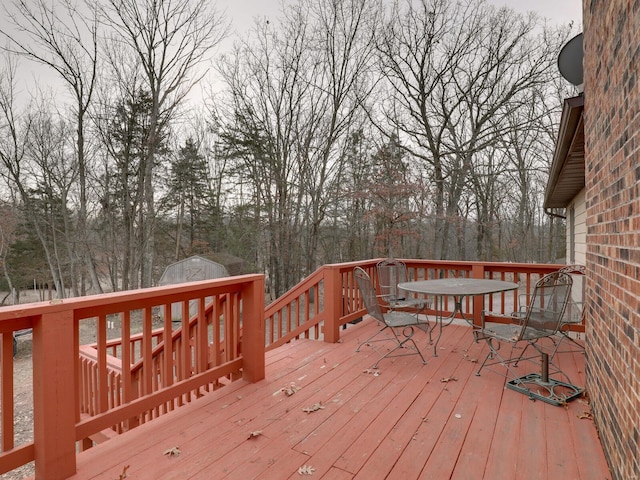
[24,107,80,295]
[93,87,156,290]
[1,0,101,294]
[0,56,68,298]
[99,0,229,287]
[373,0,569,261]
[296,0,380,273]
[0,201,19,304]
[218,0,379,294]
[218,15,309,296]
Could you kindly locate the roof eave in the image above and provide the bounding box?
[544,95,585,210]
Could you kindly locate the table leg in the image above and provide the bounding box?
[431,296,463,356]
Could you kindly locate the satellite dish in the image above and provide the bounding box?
[558,33,583,87]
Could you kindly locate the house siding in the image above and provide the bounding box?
[568,188,587,265]
[583,2,640,479]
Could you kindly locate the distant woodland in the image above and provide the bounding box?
[0,0,578,300]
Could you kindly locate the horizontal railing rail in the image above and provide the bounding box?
[400,260,573,328]
[0,274,264,480]
[0,259,584,479]
[78,295,239,438]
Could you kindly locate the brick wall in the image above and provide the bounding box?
[583,1,640,479]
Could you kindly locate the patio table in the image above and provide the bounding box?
[398,278,518,356]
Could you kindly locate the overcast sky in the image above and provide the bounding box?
[4,0,582,106]
[217,0,582,37]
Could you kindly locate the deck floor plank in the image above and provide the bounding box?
[292,331,436,476]
[122,340,370,479]
[482,388,524,479]
[68,319,611,480]
[449,363,505,479]
[347,326,471,479]
[71,339,337,479]
[388,337,482,479]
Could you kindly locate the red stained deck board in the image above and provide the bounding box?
[316,466,353,480]
[543,400,581,479]
[68,319,611,480]
[294,323,437,459]
[71,338,335,479]
[386,339,483,479]
[481,383,524,478]
[551,343,608,478]
[292,350,433,475]
[416,343,495,479]
[128,342,371,478]
[449,362,505,479]
[347,326,474,479]
[101,325,382,479]
[200,347,385,477]
[221,442,309,480]
[517,400,549,480]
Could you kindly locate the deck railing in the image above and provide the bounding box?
[0,274,265,479]
[0,260,583,479]
[77,294,239,435]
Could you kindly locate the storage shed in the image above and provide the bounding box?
[158,255,233,320]
[158,255,229,286]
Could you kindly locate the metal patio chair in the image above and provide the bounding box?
[354,267,428,369]
[475,271,583,405]
[550,265,586,359]
[376,259,430,322]
[515,265,586,362]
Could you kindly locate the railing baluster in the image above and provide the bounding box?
[1,333,14,452]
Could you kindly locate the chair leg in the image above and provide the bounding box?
[355,322,392,352]
[372,326,427,369]
[549,331,585,361]
[475,337,520,378]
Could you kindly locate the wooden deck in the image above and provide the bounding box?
[69,319,610,479]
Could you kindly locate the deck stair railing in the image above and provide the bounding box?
[77,295,240,439]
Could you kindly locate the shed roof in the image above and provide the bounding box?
[158,255,229,285]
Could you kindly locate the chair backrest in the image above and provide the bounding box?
[557,264,585,324]
[519,271,573,339]
[354,267,385,323]
[376,259,409,303]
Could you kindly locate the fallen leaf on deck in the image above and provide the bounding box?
[302,402,325,413]
[277,382,301,396]
[440,376,458,383]
[117,464,130,479]
[163,446,181,458]
[247,430,263,439]
[298,465,315,475]
[577,411,593,420]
